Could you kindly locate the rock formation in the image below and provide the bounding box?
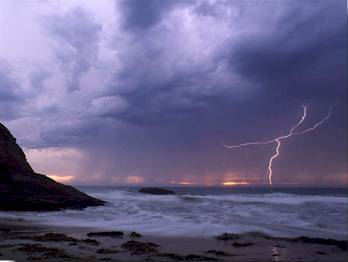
[138,187,175,195]
[0,122,104,211]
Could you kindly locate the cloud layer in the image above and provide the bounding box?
[0,0,346,185]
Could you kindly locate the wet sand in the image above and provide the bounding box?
[0,218,347,262]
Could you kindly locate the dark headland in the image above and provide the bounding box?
[0,122,104,211]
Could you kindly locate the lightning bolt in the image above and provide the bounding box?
[222,105,333,185]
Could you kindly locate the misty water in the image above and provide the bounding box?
[1,186,347,240]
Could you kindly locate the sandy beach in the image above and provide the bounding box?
[0,218,346,262]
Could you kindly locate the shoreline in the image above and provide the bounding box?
[0,218,347,261]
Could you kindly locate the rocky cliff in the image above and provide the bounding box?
[0,123,104,211]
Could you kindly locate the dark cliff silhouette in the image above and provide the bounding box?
[0,123,104,211]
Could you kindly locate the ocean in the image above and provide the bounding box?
[1,186,347,240]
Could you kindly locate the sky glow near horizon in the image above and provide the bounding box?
[0,0,347,186]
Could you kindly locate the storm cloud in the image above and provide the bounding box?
[0,0,346,186]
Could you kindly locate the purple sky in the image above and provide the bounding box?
[0,0,346,186]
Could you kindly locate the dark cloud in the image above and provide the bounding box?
[113,64,231,126]
[39,117,102,148]
[0,76,17,102]
[42,7,102,92]
[108,0,346,128]
[0,62,20,102]
[118,0,189,32]
[0,61,23,120]
[227,0,346,103]
[108,3,249,126]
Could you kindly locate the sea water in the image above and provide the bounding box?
[1,186,347,239]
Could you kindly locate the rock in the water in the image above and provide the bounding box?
[232,242,254,247]
[0,122,104,211]
[79,239,100,246]
[30,233,78,242]
[138,187,175,195]
[156,253,184,261]
[87,231,124,238]
[216,233,240,241]
[121,240,158,254]
[18,244,72,259]
[129,231,142,238]
[205,250,232,256]
[96,248,120,254]
[0,228,10,233]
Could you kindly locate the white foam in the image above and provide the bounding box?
[178,192,348,205]
[0,190,346,239]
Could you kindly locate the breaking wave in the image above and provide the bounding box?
[0,188,347,239]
